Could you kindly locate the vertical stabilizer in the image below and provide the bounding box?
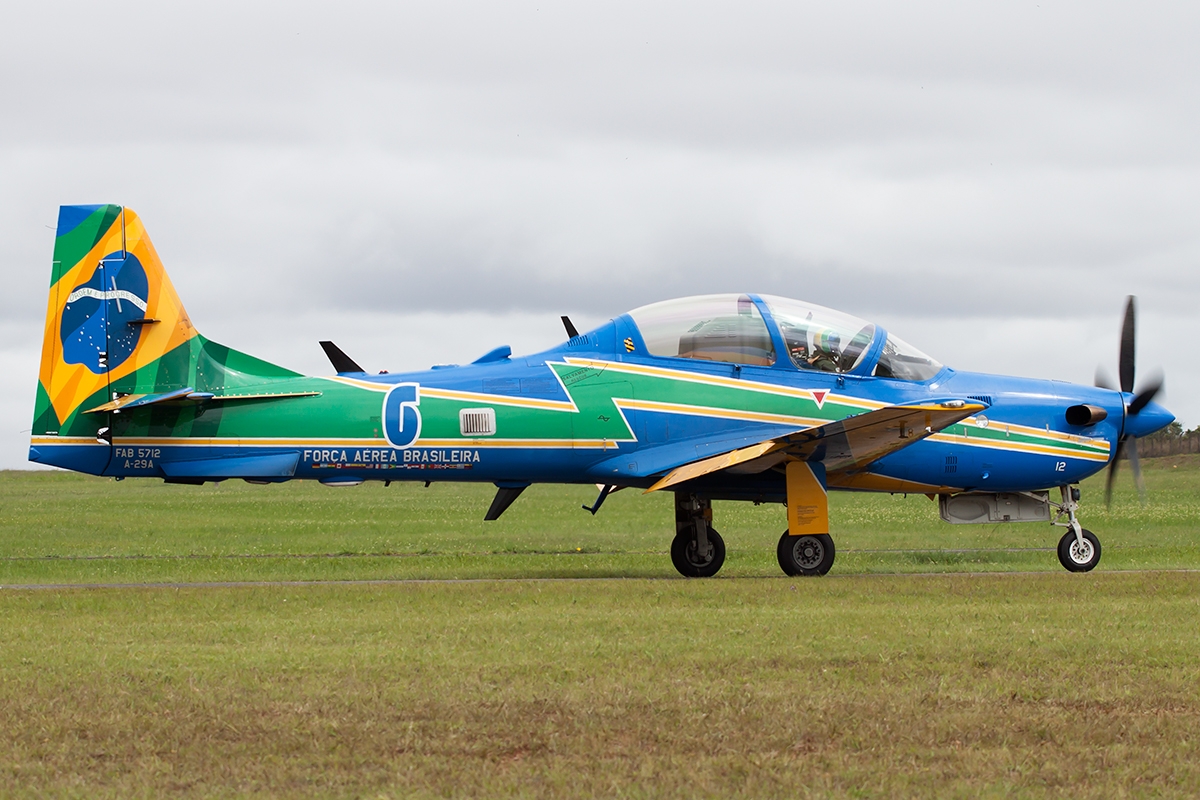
[31,205,304,473]
[33,205,199,439]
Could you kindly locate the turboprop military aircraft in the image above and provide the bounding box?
[31,205,1174,576]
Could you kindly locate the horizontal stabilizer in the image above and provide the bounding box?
[84,388,320,414]
[84,387,196,414]
[202,391,321,402]
[320,340,365,374]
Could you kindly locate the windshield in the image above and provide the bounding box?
[760,295,877,374]
[873,334,942,381]
[627,294,776,366]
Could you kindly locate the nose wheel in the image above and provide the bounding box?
[1057,528,1101,572]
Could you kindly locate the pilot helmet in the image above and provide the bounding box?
[814,328,840,353]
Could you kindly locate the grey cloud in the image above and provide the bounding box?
[3,0,1200,471]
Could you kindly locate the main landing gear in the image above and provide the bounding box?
[1052,485,1102,572]
[668,491,837,578]
[777,532,835,576]
[670,493,726,577]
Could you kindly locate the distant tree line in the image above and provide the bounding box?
[1128,421,1200,458]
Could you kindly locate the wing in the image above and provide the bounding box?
[645,399,987,493]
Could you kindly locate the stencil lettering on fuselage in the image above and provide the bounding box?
[382,383,422,448]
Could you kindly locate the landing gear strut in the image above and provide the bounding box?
[1051,485,1101,572]
[670,493,725,577]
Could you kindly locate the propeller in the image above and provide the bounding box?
[1097,296,1165,507]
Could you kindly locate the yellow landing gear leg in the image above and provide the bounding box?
[778,461,835,576]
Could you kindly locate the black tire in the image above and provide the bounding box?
[670,526,726,578]
[777,532,835,576]
[1057,528,1101,572]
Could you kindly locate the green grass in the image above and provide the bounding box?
[2,456,1198,583]
[3,574,1200,798]
[1,460,1199,797]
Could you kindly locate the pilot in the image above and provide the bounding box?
[807,329,840,372]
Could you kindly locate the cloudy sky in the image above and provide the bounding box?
[2,1,1197,470]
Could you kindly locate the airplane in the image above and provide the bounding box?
[30,205,1174,577]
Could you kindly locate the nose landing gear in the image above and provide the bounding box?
[1052,485,1101,572]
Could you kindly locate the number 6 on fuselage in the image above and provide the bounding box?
[382,384,421,449]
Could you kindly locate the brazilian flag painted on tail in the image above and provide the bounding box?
[31,205,299,471]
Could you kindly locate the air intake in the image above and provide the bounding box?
[459,408,496,437]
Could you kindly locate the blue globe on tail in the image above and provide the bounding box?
[60,252,149,374]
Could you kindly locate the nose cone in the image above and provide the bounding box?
[1125,400,1175,439]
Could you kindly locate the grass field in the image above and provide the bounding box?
[1,459,1199,797]
[3,455,1200,584]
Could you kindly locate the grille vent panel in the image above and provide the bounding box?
[459,407,496,437]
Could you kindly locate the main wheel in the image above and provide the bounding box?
[1057,528,1101,572]
[777,532,835,576]
[670,526,726,578]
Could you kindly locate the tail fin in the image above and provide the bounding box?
[32,205,297,445]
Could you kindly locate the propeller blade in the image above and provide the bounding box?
[1104,297,1162,508]
[1119,295,1136,394]
[1127,436,1147,504]
[1094,367,1115,391]
[1128,378,1163,416]
[1105,436,1126,509]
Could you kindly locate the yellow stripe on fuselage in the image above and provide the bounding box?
[926,432,1111,462]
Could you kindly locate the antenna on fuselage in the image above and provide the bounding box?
[319,340,365,374]
[561,315,580,339]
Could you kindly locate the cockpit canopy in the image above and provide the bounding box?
[626,293,942,382]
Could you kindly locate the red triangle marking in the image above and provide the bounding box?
[811,390,828,409]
